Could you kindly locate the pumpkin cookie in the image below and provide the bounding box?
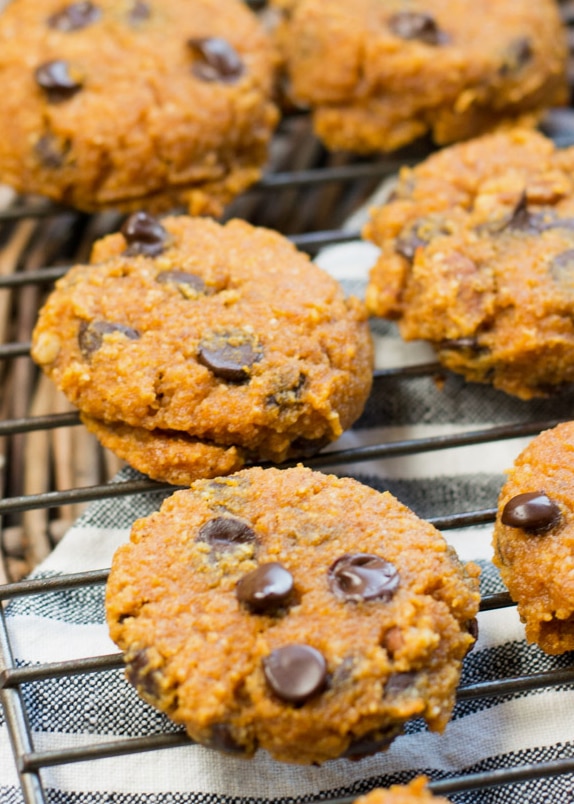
[493,421,574,655]
[106,466,481,764]
[365,128,574,399]
[31,214,373,484]
[272,0,567,154]
[0,0,278,215]
[354,777,452,804]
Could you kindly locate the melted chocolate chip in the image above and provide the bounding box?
[236,562,294,614]
[35,60,83,102]
[550,249,574,292]
[289,434,331,458]
[266,373,306,408]
[35,134,69,168]
[384,671,418,696]
[156,270,207,297]
[125,649,158,698]
[439,337,483,353]
[263,644,327,704]
[343,725,403,760]
[78,320,140,359]
[387,11,445,45]
[504,194,549,234]
[328,553,399,603]
[188,37,244,83]
[395,225,429,260]
[208,723,247,755]
[501,491,561,532]
[128,0,151,22]
[197,329,263,382]
[47,1,101,31]
[500,36,533,75]
[197,516,258,550]
[121,211,167,257]
[465,617,479,655]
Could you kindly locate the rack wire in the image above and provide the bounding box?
[3,2,574,802]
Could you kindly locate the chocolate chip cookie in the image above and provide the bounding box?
[106,465,481,764]
[0,0,278,215]
[355,778,451,804]
[272,0,567,154]
[493,421,574,655]
[365,128,574,399]
[31,214,373,485]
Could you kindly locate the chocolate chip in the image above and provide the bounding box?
[78,320,140,359]
[500,36,533,75]
[197,329,263,382]
[156,270,207,298]
[342,725,403,760]
[128,0,150,22]
[395,217,448,260]
[35,60,83,102]
[188,37,244,83]
[47,2,101,31]
[289,434,331,458]
[328,553,399,603]
[236,562,294,614]
[263,644,327,704]
[34,134,69,168]
[266,373,306,408]
[125,649,158,698]
[439,337,483,353]
[387,12,445,45]
[464,617,479,655]
[384,671,418,696]
[208,723,247,755]
[504,194,548,234]
[121,211,167,257]
[550,249,574,294]
[197,516,258,550]
[501,491,561,532]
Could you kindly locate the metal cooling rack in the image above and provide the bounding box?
[4,0,574,800]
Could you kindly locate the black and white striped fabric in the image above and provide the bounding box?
[2,238,574,804]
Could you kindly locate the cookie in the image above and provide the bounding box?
[364,128,574,399]
[354,777,451,804]
[493,421,574,655]
[272,0,567,154]
[0,0,279,215]
[31,214,374,485]
[106,465,481,764]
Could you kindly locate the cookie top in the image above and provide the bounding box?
[106,465,480,764]
[364,129,574,399]
[354,778,451,804]
[273,0,567,153]
[493,421,574,655]
[31,214,373,481]
[0,0,278,214]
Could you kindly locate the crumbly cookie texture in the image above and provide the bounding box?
[493,421,574,655]
[0,0,278,215]
[354,777,452,804]
[31,214,373,484]
[364,128,574,400]
[106,465,481,765]
[272,0,567,154]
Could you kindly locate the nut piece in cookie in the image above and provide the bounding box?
[31,214,374,484]
[0,0,278,214]
[106,465,480,764]
[272,0,567,153]
[364,128,574,399]
[493,421,574,655]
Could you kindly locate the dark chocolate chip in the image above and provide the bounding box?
[197,516,258,550]
[289,434,331,458]
[78,320,140,359]
[387,11,445,45]
[464,617,479,655]
[342,725,404,760]
[197,329,263,382]
[384,671,418,696]
[125,649,158,698]
[34,134,69,168]
[208,723,247,756]
[47,2,101,31]
[188,37,244,83]
[550,248,574,292]
[128,0,151,22]
[395,226,429,261]
[328,553,399,603]
[35,60,83,102]
[263,644,327,704]
[499,36,533,75]
[156,270,207,297]
[504,194,548,234]
[236,562,294,614]
[501,491,561,532]
[266,373,306,408]
[121,211,167,257]
[439,337,483,353]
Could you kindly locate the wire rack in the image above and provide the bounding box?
[3,2,574,803]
